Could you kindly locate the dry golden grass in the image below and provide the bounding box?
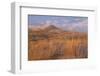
[28,29,88,60]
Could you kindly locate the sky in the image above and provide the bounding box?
[28,15,88,32]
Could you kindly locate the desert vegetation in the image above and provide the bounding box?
[28,25,88,60]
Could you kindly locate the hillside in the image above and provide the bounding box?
[28,25,88,60]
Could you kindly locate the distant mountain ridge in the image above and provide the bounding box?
[29,24,64,33]
[29,23,87,33]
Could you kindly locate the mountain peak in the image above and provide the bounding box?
[45,25,59,30]
[42,25,64,34]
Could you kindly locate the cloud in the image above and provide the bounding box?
[65,19,88,32]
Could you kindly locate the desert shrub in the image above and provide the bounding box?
[31,34,48,41]
[50,42,65,59]
[75,43,88,58]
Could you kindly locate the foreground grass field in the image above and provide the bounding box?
[28,26,88,60]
